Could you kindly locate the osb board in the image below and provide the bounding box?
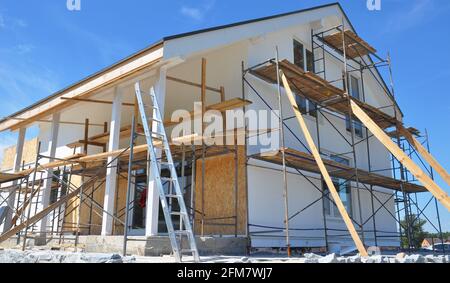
[1,138,38,171]
[194,146,247,235]
[63,175,128,235]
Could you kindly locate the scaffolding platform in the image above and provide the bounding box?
[254,148,427,193]
[318,29,377,59]
[250,60,398,129]
[0,172,23,183]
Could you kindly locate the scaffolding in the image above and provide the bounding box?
[0,58,251,262]
[241,21,449,255]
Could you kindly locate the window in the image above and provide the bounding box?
[296,95,307,115]
[293,39,317,118]
[309,101,317,118]
[323,155,352,218]
[306,49,314,72]
[293,40,305,70]
[346,76,363,138]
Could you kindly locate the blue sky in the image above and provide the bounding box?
[0,0,449,232]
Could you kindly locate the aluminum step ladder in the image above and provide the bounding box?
[134,83,200,263]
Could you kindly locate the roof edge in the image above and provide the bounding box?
[0,40,164,126]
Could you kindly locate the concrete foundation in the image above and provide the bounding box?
[0,236,249,256]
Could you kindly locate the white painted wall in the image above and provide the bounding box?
[162,9,401,249]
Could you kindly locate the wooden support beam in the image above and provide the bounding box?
[281,72,368,256]
[84,119,89,154]
[167,75,222,93]
[350,100,450,212]
[399,125,450,187]
[60,97,135,106]
[2,117,104,127]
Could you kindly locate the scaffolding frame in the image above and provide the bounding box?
[240,21,448,255]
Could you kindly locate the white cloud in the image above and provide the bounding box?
[180,0,215,21]
[181,7,203,21]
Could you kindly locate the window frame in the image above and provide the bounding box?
[321,153,353,219]
[346,75,364,138]
[292,37,317,118]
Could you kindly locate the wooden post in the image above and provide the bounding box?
[84,119,89,155]
[350,101,450,212]
[281,72,368,256]
[201,58,206,236]
[103,122,108,152]
[220,86,226,146]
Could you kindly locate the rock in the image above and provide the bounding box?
[425,255,436,263]
[304,253,322,263]
[347,255,362,263]
[23,253,40,263]
[395,252,407,263]
[240,257,249,263]
[404,254,425,263]
[318,253,339,263]
[122,256,137,263]
[35,252,54,262]
[432,256,445,264]
[369,255,387,263]
[106,254,123,263]
[60,253,76,263]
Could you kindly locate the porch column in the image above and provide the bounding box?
[2,127,26,233]
[39,112,61,240]
[145,66,167,237]
[101,87,123,236]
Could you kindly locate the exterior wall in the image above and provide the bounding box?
[161,11,400,249]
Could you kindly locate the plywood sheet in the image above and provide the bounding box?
[194,146,247,235]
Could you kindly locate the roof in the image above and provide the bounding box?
[0,2,401,130]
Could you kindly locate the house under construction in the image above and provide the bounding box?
[0,3,449,262]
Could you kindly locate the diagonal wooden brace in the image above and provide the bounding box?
[280,72,368,257]
[350,100,450,212]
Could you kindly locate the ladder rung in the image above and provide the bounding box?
[171,211,187,216]
[174,230,190,235]
[147,118,162,123]
[166,194,181,198]
[161,177,176,181]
